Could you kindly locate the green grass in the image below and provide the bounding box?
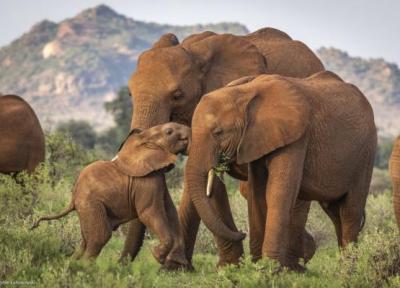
[1,134,400,287]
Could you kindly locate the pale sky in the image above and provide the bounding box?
[0,0,399,64]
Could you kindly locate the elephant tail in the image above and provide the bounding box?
[31,201,75,230]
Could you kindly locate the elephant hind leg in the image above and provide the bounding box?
[320,201,343,247]
[78,202,112,260]
[339,162,372,247]
[338,192,367,247]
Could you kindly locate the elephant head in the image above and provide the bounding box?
[113,122,190,177]
[185,75,310,238]
[129,32,267,129]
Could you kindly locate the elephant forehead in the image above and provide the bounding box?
[138,47,192,75]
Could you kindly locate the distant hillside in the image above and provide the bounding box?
[1,5,400,136]
[0,5,248,129]
[318,48,400,136]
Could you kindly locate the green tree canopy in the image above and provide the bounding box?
[56,120,97,149]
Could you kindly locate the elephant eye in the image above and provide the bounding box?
[172,89,183,101]
[165,128,174,135]
[213,127,223,137]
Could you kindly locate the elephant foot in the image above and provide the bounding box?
[161,259,194,272]
[217,256,243,268]
[273,262,306,274]
[303,232,317,264]
[151,245,168,264]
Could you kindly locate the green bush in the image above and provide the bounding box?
[1,131,400,287]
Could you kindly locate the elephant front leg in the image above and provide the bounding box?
[120,219,146,262]
[178,186,201,264]
[179,177,244,267]
[210,177,244,266]
[287,198,315,265]
[246,160,267,262]
[262,141,307,271]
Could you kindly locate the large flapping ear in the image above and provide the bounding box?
[152,33,179,49]
[236,76,310,164]
[184,34,267,93]
[113,136,177,177]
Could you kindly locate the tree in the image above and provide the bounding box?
[104,86,132,135]
[97,86,133,155]
[56,120,97,149]
[374,136,394,169]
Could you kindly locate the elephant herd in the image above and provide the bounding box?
[1,27,399,272]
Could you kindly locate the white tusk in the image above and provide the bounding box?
[206,169,215,197]
[111,155,119,162]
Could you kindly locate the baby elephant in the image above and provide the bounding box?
[32,123,191,270]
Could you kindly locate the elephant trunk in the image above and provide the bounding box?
[130,99,170,129]
[185,159,245,242]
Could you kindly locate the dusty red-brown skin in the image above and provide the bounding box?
[0,94,45,173]
[126,27,325,266]
[32,123,192,271]
[187,72,376,271]
[389,136,400,229]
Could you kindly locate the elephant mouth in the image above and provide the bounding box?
[176,139,189,155]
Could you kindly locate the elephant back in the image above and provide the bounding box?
[0,95,45,173]
[244,27,325,78]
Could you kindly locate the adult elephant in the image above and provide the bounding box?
[187,72,376,270]
[123,27,325,265]
[0,95,45,173]
[389,136,400,229]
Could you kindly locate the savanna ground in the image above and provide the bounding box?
[1,90,400,287]
[1,131,400,288]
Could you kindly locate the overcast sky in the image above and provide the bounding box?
[0,0,399,64]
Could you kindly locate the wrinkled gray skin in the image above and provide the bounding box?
[124,27,325,266]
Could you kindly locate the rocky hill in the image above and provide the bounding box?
[1,4,400,136]
[0,5,248,129]
[317,47,400,136]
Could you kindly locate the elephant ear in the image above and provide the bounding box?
[226,75,257,87]
[185,34,267,93]
[152,33,179,49]
[236,76,310,164]
[181,31,216,48]
[113,134,177,177]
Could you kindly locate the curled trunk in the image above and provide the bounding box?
[185,161,245,242]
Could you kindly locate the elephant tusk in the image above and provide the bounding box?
[206,169,215,197]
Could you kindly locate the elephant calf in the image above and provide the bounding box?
[32,123,191,270]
